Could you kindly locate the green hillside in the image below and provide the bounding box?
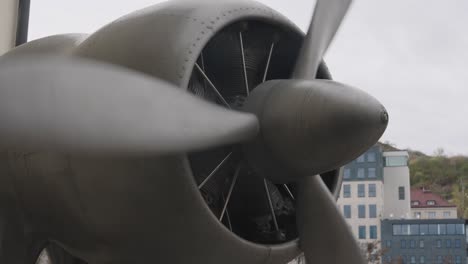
[380,142,468,218]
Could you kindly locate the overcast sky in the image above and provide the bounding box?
[28,0,468,156]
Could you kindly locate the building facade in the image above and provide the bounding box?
[382,151,411,220]
[411,188,458,220]
[337,145,385,243]
[381,219,466,264]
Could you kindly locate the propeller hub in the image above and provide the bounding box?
[242,79,388,183]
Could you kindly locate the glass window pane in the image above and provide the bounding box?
[401,224,409,235]
[446,239,451,248]
[447,224,456,235]
[385,240,392,248]
[455,239,461,248]
[398,186,405,200]
[367,152,376,162]
[419,239,424,248]
[401,240,406,248]
[410,224,419,235]
[357,168,365,178]
[368,167,376,178]
[344,205,351,218]
[343,168,351,179]
[456,224,464,234]
[358,184,365,197]
[439,224,446,235]
[359,226,366,239]
[369,183,377,197]
[429,224,437,235]
[370,225,377,239]
[368,184,376,197]
[357,155,365,163]
[420,224,428,235]
[385,156,408,166]
[358,205,366,218]
[343,184,351,198]
[393,224,402,235]
[369,204,377,218]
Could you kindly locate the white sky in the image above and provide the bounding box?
[28,0,468,156]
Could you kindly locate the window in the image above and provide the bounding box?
[368,168,376,178]
[443,211,451,217]
[393,224,402,235]
[357,155,365,163]
[368,184,376,197]
[411,201,420,206]
[419,239,424,248]
[357,168,365,178]
[343,184,351,198]
[427,212,436,218]
[358,226,366,239]
[455,239,460,248]
[410,256,416,263]
[439,224,447,235]
[401,224,409,235]
[410,224,419,235]
[409,240,415,248]
[400,240,406,248]
[385,240,392,248]
[445,239,451,248]
[385,156,407,166]
[358,205,366,218]
[398,186,405,200]
[370,225,377,239]
[420,224,428,235]
[367,152,376,162]
[358,184,365,197]
[437,256,442,264]
[426,200,436,205]
[436,239,442,248]
[455,256,461,264]
[420,256,425,264]
[343,168,351,179]
[447,224,456,234]
[369,204,377,218]
[414,212,421,219]
[343,205,351,218]
[428,224,437,235]
[455,224,464,234]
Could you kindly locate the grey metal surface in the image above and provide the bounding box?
[4,34,88,57]
[292,0,352,80]
[0,0,386,263]
[73,0,301,89]
[0,56,258,154]
[297,176,365,264]
[243,79,387,182]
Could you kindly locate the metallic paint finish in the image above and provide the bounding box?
[3,34,88,57]
[0,0,369,263]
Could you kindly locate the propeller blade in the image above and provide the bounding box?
[292,0,352,80]
[297,175,365,264]
[0,56,259,154]
[243,79,388,182]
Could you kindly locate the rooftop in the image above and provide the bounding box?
[410,188,456,208]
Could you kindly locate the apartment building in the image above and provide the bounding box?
[381,219,466,264]
[337,145,384,242]
[382,151,411,220]
[411,188,458,219]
